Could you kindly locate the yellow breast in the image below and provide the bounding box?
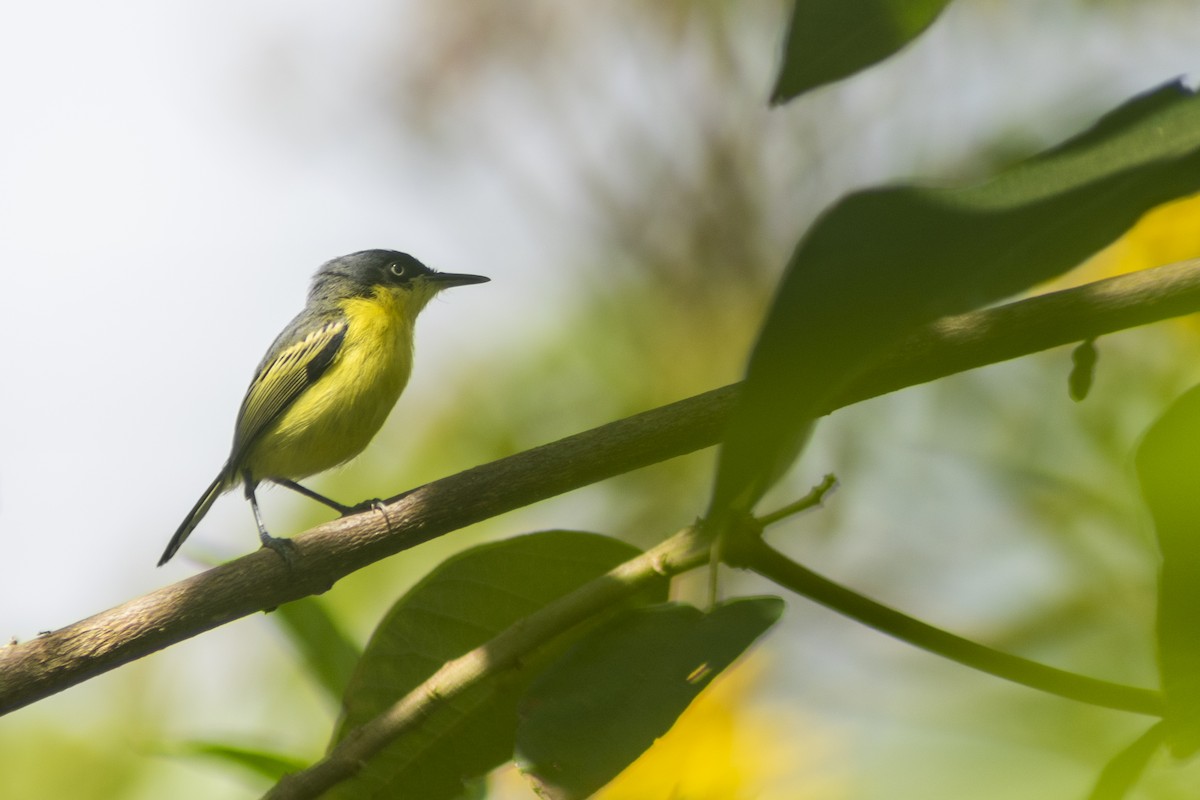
[245,287,416,481]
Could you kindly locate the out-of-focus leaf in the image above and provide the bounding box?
[772,0,951,103]
[515,597,785,800]
[323,531,667,800]
[710,81,1200,523]
[1068,338,1098,402]
[273,596,361,703]
[1086,722,1165,800]
[1136,384,1200,756]
[167,741,307,784]
[459,777,488,800]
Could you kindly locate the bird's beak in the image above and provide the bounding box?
[430,271,490,287]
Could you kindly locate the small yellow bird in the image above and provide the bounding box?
[158,249,488,566]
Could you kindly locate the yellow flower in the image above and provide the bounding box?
[490,655,845,799]
[594,656,844,800]
[1070,194,1200,285]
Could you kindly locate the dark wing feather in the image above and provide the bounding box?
[229,313,347,464]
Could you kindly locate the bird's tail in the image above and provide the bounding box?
[158,472,228,566]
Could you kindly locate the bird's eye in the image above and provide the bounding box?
[389,262,408,278]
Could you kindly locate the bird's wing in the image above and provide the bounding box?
[229,314,347,465]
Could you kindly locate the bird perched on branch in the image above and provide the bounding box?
[158,249,488,566]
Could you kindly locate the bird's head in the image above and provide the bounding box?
[310,249,489,317]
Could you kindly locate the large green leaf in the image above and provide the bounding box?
[710,81,1200,523]
[1136,384,1200,756]
[324,531,667,800]
[273,596,361,703]
[772,0,951,103]
[515,597,785,800]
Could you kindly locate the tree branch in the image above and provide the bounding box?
[3,259,1199,716]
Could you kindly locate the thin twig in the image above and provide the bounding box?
[755,474,838,527]
[727,534,1162,716]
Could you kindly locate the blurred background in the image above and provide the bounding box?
[3,0,1200,797]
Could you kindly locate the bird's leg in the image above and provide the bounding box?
[272,477,381,516]
[245,474,297,565]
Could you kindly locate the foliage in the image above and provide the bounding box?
[327,532,668,799]
[515,598,783,799]
[14,3,1200,800]
[253,5,1200,792]
[772,0,952,101]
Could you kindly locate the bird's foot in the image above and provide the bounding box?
[342,497,385,516]
[259,532,298,566]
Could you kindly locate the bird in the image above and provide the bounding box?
[157,249,489,566]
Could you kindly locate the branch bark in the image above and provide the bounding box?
[3,259,1200,716]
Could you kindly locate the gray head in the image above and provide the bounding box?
[307,250,488,324]
[312,250,487,299]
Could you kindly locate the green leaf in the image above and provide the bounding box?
[1068,338,1098,402]
[515,597,785,800]
[165,741,307,784]
[324,531,667,800]
[273,596,361,703]
[1136,384,1200,756]
[1086,722,1165,800]
[772,0,951,102]
[710,81,1200,523]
